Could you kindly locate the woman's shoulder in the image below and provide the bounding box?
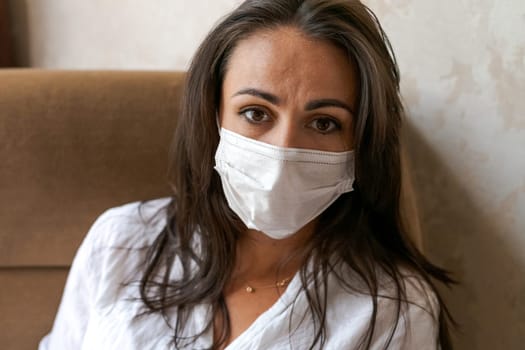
[364,267,440,320]
[329,263,439,313]
[78,197,173,285]
[87,197,172,249]
[376,267,440,322]
[38,198,175,350]
[324,265,440,348]
[376,269,441,347]
[72,197,173,303]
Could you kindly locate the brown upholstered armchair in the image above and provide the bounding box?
[0,70,184,350]
[0,69,422,350]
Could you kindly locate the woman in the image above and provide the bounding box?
[40,0,455,349]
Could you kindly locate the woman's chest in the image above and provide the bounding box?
[216,288,284,347]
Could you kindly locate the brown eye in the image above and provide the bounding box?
[240,108,270,123]
[309,117,340,134]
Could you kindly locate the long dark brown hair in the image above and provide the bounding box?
[138,0,456,349]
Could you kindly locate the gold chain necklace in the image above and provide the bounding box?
[244,277,292,293]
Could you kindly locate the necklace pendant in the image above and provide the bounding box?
[245,286,254,293]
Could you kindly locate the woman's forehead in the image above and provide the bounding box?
[222,26,359,104]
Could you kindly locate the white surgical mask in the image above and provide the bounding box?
[214,128,355,239]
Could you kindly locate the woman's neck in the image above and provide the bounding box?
[230,219,317,286]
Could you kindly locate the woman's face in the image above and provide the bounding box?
[219,26,358,152]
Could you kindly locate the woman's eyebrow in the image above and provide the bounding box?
[305,99,355,115]
[232,88,281,105]
[232,88,354,115]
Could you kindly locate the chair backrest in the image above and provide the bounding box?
[0,69,184,349]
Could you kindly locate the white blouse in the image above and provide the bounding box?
[39,198,440,350]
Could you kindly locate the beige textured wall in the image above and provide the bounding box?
[8,0,525,349]
[365,2,525,349]
[9,0,242,69]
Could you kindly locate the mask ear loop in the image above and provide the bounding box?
[213,113,224,187]
[215,112,222,136]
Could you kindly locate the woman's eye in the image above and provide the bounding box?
[239,108,270,124]
[309,117,341,134]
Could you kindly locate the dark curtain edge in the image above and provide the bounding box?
[0,0,15,67]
